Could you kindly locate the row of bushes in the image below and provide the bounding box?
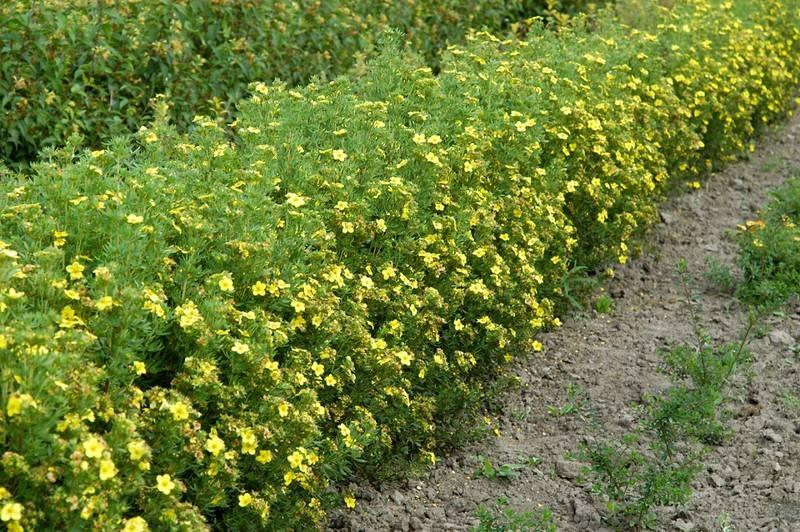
[0,0,602,164]
[1,0,799,529]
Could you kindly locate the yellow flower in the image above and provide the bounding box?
[231,341,250,354]
[133,361,147,376]
[341,221,355,234]
[287,450,304,469]
[324,374,337,386]
[175,301,203,329]
[344,495,357,509]
[99,459,117,481]
[170,402,189,421]
[238,493,253,507]
[96,296,115,311]
[424,152,442,166]
[277,402,290,418]
[53,230,68,247]
[427,134,442,145]
[256,450,273,464]
[64,289,80,300]
[0,502,23,522]
[126,214,144,225]
[6,395,24,417]
[66,261,85,280]
[397,351,413,366]
[241,430,257,455]
[381,265,396,280]
[122,516,150,532]
[205,433,225,456]
[412,133,426,144]
[332,149,348,161]
[59,305,84,329]
[127,440,149,461]
[251,281,267,296]
[218,274,234,292]
[83,437,104,458]
[311,362,325,377]
[285,192,306,208]
[156,474,175,495]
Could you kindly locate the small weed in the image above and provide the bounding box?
[547,383,590,418]
[511,407,532,422]
[735,177,800,310]
[560,265,600,312]
[577,262,754,530]
[473,456,526,481]
[781,392,800,416]
[473,497,557,532]
[715,512,733,532]
[703,258,737,294]
[595,293,615,314]
[525,455,541,467]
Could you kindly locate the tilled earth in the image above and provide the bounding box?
[328,113,800,532]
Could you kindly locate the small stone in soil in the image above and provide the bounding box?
[571,498,600,523]
[555,459,582,480]
[390,490,406,505]
[709,474,726,488]
[767,329,795,348]
[673,518,696,532]
[762,428,784,444]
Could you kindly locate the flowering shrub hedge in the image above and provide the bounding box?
[1,0,799,529]
[0,0,601,164]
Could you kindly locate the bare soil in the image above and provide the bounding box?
[328,113,800,532]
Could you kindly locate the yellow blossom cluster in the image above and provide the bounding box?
[0,0,798,530]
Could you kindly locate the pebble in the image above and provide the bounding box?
[555,459,582,480]
[391,490,406,505]
[767,329,795,348]
[763,428,784,444]
[571,498,600,522]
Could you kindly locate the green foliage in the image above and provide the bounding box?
[580,281,754,530]
[594,293,615,314]
[547,384,591,418]
[736,177,800,309]
[703,258,737,295]
[1,0,799,529]
[473,456,527,480]
[473,497,557,532]
[0,0,606,165]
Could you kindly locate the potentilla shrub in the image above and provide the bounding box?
[0,0,604,165]
[1,0,798,530]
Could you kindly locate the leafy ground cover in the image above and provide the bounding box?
[1,0,799,530]
[736,178,800,308]
[0,0,601,165]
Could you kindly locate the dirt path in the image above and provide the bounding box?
[328,113,800,532]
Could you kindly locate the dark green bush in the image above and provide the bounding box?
[0,0,605,165]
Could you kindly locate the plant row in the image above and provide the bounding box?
[1,0,799,529]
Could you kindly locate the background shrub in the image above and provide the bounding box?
[0,0,798,530]
[0,0,603,165]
